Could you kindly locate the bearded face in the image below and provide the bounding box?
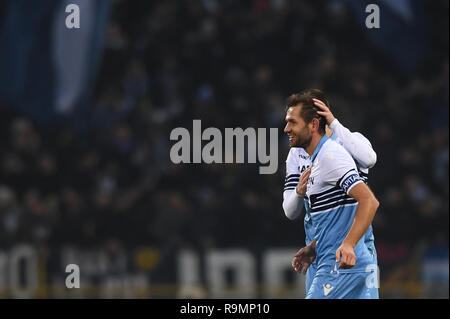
[293,124,313,149]
[284,106,313,149]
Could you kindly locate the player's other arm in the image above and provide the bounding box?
[336,182,379,269]
[282,190,303,220]
[292,239,316,274]
[314,98,377,169]
[282,167,311,220]
[282,149,311,220]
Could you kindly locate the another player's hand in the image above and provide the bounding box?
[292,244,316,274]
[296,167,311,196]
[313,98,335,125]
[335,242,356,269]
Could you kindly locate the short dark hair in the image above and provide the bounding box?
[285,89,329,133]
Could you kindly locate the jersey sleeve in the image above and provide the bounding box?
[321,145,364,195]
[329,119,377,169]
[284,148,300,191]
[282,148,305,220]
[282,190,304,220]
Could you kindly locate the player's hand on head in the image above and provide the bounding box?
[296,167,311,196]
[313,98,335,125]
[335,242,356,269]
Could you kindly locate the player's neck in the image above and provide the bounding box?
[305,133,325,157]
[325,126,333,137]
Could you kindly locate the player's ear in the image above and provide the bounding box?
[311,118,319,132]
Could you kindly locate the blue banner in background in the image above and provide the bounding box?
[0,0,111,128]
[345,0,429,73]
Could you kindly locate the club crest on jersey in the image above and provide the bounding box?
[323,283,334,296]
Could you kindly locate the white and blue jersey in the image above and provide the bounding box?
[305,135,372,273]
[284,133,376,265]
[283,123,379,298]
[329,133,375,256]
[304,135,377,299]
[305,134,376,272]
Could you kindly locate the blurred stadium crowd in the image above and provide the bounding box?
[0,0,448,298]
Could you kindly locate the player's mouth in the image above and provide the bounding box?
[288,135,296,145]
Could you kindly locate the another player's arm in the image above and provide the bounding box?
[292,239,316,274]
[336,182,379,269]
[313,98,377,169]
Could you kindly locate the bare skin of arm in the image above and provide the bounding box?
[336,182,379,269]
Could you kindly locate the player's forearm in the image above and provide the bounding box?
[329,119,377,169]
[282,190,304,220]
[342,196,379,248]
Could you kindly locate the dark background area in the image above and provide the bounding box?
[0,0,448,298]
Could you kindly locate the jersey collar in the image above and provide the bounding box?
[330,132,338,141]
[311,134,329,162]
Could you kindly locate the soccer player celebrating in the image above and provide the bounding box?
[282,90,379,299]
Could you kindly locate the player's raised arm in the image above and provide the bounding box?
[313,98,377,169]
[336,179,379,269]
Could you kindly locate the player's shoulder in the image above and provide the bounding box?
[319,138,353,164]
[322,138,347,154]
[330,133,343,146]
[287,147,310,161]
